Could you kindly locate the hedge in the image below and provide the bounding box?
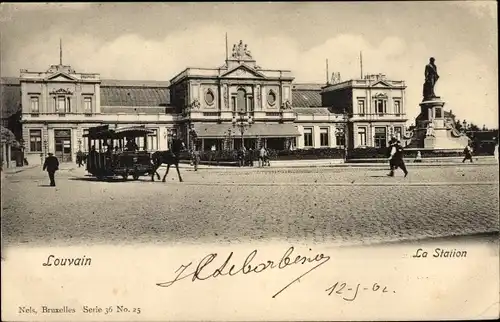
[179,146,496,162]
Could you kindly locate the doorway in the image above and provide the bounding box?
[54,129,72,162]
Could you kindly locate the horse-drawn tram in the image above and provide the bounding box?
[83,125,155,180]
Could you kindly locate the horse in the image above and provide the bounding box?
[151,139,186,182]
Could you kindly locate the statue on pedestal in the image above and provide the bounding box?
[282,100,292,110]
[423,57,439,101]
[191,99,201,110]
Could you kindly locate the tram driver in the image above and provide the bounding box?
[125,137,139,152]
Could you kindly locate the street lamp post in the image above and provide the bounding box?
[225,128,233,151]
[232,111,253,149]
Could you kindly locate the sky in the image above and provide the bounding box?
[0,1,497,128]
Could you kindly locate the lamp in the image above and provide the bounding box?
[232,111,253,148]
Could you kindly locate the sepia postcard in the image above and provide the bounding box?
[1,1,499,321]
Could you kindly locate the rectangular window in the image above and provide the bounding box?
[394,127,402,141]
[357,99,366,115]
[394,99,401,115]
[30,97,39,113]
[147,129,158,151]
[82,129,89,152]
[66,97,71,113]
[57,96,66,113]
[303,128,313,147]
[247,96,254,112]
[374,127,387,148]
[135,137,145,151]
[376,99,387,114]
[357,127,367,146]
[84,97,92,113]
[335,129,345,147]
[29,129,42,152]
[435,107,442,118]
[319,127,329,147]
[231,96,237,112]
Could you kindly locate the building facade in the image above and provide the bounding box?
[321,73,408,149]
[0,41,409,165]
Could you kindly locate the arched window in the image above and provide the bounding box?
[237,88,246,113]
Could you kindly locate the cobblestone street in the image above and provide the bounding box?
[1,164,498,247]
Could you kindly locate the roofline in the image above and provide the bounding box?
[100,79,170,87]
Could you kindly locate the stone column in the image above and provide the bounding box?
[2,143,7,168]
[6,144,11,168]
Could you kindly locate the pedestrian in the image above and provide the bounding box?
[259,146,266,167]
[494,139,498,163]
[462,144,473,163]
[264,148,271,166]
[76,150,84,167]
[43,153,59,187]
[387,139,408,177]
[238,146,246,167]
[191,149,200,171]
[415,150,422,163]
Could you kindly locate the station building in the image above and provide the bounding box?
[0,41,409,165]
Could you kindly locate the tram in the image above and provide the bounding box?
[83,125,155,180]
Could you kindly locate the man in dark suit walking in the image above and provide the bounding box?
[43,153,59,187]
[387,139,408,177]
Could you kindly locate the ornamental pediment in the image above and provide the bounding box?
[221,65,265,79]
[46,72,78,82]
[371,80,391,87]
[50,88,73,95]
[372,92,388,99]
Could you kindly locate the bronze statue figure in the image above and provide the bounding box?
[423,57,439,101]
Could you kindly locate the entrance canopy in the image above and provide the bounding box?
[193,123,300,138]
[84,125,154,140]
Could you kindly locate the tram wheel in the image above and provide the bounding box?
[132,173,139,180]
[122,173,128,180]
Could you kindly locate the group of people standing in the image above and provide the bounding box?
[189,145,271,170]
[238,146,271,167]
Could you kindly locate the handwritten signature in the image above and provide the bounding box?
[156,246,330,298]
[326,281,396,301]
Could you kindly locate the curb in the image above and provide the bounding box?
[1,165,39,175]
[174,162,498,170]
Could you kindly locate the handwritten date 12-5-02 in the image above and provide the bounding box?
[325,282,396,301]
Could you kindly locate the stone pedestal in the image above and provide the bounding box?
[407,97,469,149]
